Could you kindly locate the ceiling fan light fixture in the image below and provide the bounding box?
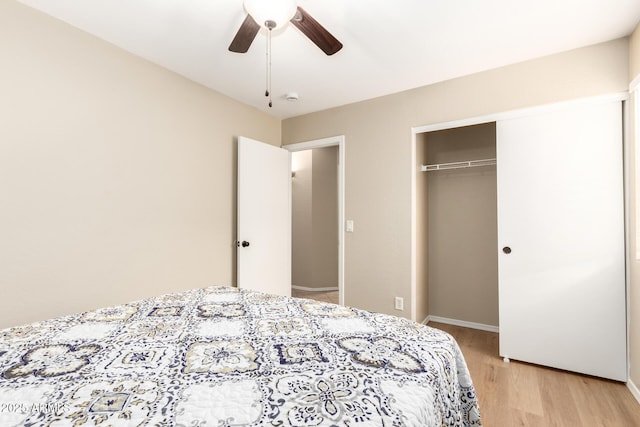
[243,0,297,29]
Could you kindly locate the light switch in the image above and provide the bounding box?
[346,220,354,233]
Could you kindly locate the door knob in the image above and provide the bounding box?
[502,246,512,254]
[241,241,250,248]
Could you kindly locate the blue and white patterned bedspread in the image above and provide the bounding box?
[0,286,482,426]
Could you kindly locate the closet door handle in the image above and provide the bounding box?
[502,246,512,254]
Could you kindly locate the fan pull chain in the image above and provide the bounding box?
[265,24,273,108]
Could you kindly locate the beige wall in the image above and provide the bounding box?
[291,147,339,289]
[415,134,429,322]
[629,21,640,394]
[283,38,629,320]
[292,150,314,287]
[631,24,640,80]
[0,1,280,329]
[311,147,339,287]
[424,124,498,326]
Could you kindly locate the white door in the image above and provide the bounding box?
[497,100,626,381]
[237,136,291,297]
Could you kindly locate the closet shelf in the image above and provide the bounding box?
[421,158,496,172]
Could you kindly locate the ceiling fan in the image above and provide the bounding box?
[228,0,343,56]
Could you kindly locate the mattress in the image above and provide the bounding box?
[0,286,482,426]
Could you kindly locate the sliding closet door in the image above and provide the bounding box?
[497,100,626,381]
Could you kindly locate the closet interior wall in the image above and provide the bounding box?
[420,123,499,327]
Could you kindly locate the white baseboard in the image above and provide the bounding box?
[423,315,499,333]
[292,285,339,292]
[628,379,640,405]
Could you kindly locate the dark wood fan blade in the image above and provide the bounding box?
[229,14,260,53]
[290,7,343,56]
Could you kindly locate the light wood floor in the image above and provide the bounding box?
[429,322,640,427]
[291,289,339,304]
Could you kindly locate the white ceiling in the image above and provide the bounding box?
[17,0,640,119]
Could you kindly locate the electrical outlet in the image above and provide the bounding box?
[394,297,404,311]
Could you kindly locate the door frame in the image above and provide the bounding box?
[285,136,345,306]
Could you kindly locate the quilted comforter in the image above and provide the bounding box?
[0,286,481,426]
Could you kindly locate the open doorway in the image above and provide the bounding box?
[285,136,345,305]
[290,147,339,304]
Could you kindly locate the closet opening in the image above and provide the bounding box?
[415,122,499,330]
[412,96,626,379]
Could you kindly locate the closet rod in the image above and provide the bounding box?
[421,158,496,172]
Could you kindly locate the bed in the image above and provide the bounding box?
[0,286,481,426]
